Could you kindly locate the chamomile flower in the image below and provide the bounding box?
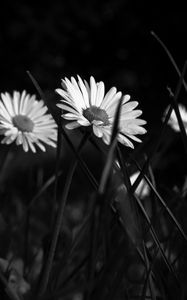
[56,75,146,148]
[163,104,187,133]
[0,91,57,152]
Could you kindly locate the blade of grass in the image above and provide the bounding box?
[37,132,90,297]
[28,171,62,210]
[151,31,187,92]
[141,241,157,300]
[50,122,62,230]
[115,148,158,299]
[116,146,143,246]
[116,147,180,285]
[167,84,187,155]
[132,157,187,241]
[134,194,180,286]
[98,95,124,195]
[141,247,160,300]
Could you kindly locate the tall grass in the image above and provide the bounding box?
[0,34,187,300]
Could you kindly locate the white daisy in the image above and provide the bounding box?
[0,91,57,152]
[56,75,146,148]
[163,104,187,133]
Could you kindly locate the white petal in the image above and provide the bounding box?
[62,113,81,120]
[57,104,80,115]
[93,124,103,138]
[4,127,18,136]
[1,93,15,117]
[12,91,20,115]
[1,135,15,145]
[118,133,134,148]
[123,133,142,143]
[123,94,131,104]
[90,76,97,106]
[77,75,90,107]
[120,110,142,120]
[0,101,12,121]
[105,91,122,115]
[63,78,87,109]
[121,123,147,135]
[100,87,117,109]
[122,101,139,112]
[95,81,105,107]
[22,134,29,152]
[65,121,81,130]
[16,132,23,145]
[27,139,36,152]
[35,140,46,152]
[77,119,90,126]
[21,94,32,115]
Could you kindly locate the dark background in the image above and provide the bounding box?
[0,0,187,133]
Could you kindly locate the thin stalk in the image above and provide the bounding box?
[134,194,180,286]
[133,158,187,241]
[50,121,62,230]
[141,247,159,300]
[151,31,187,92]
[167,85,187,155]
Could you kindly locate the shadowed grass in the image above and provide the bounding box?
[37,132,90,297]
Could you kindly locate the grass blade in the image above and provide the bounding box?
[151,31,187,92]
[98,95,123,195]
[37,133,89,297]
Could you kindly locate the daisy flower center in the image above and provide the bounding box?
[12,115,34,132]
[83,106,109,125]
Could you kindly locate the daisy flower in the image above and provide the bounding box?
[56,75,146,148]
[163,104,187,133]
[0,91,57,152]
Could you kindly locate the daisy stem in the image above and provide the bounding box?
[37,131,90,297]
